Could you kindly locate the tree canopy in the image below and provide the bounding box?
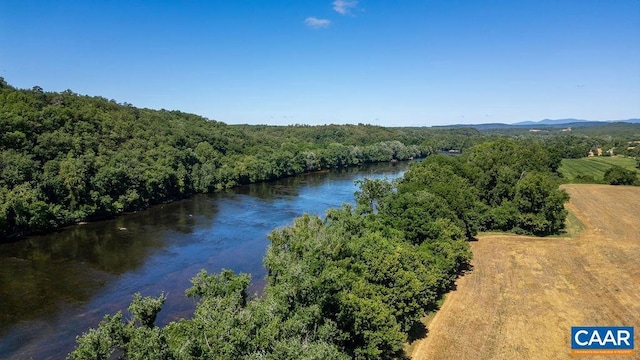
[603,165,638,185]
[0,80,486,239]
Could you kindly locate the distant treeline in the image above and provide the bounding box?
[69,138,569,359]
[0,79,482,239]
[482,123,640,159]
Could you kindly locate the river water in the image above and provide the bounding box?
[0,161,410,359]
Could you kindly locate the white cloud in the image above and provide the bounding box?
[333,0,358,15]
[305,17,331,28]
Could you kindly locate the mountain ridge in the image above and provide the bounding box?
[434,118,640,129]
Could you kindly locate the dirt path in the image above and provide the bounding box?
[411,185,640,360]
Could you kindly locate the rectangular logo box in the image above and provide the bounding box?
[571,326,634,356]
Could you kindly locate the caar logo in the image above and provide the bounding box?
[571,326,634,356]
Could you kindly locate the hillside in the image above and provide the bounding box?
[0,79,482,239]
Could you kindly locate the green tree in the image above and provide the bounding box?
[513,172,569,235]
[68,294,173,360]
[399,156,482,239]
[354,178,394,215]
[383,191,465,245]
[603,165,637,185]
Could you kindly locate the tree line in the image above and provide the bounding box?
[0,79,483,239]
[69,138,568,359]
[8,78,627,241]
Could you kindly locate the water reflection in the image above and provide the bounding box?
[0,161,408,359]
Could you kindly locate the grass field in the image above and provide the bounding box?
[410,184,640,360]
[560,156,639,182]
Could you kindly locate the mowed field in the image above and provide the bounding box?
[560,157,639,182]
[411,184,640,360]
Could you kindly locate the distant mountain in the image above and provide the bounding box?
[513,119,590,126]
[513,118,640,126]
[434,118,640,130]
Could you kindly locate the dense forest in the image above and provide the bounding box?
[68,138,569,359]
[0,79,481,239]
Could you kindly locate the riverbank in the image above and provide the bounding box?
[1,160,418,244]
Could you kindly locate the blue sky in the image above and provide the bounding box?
[1,1,639,126]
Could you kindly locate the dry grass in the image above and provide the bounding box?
[411,184,640,360]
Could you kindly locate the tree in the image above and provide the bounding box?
[464,139,561,206]
[128,293,166,328]
[603,165,637,185]
[0,77,12,89]
[513,172,569,235]
[68,293,173,360]
[398,157,482,239]
[354,178,393,215]
[383,191,465,245]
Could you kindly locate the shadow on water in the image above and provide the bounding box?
[0,195,221,328]
[0,161,409,359]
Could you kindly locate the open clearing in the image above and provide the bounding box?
[411,184,640,359]
[560,157,639,182]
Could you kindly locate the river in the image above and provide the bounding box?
[0,161,410,359]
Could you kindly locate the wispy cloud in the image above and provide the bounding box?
[333,0,358,15]
[305,17,331,28]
